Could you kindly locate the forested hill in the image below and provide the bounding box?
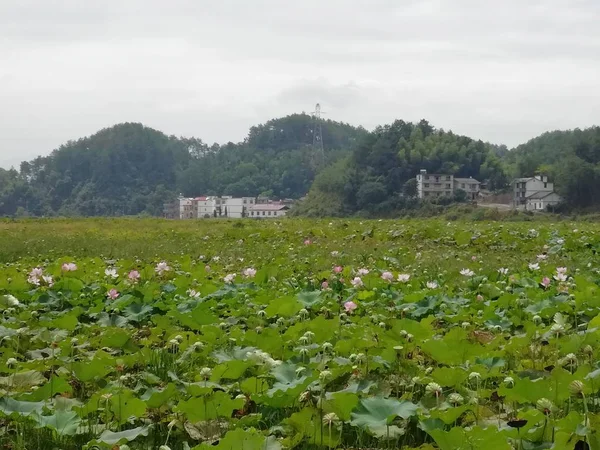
[504,126,600,208]
[0,114,366,216]
[296,119,509,216]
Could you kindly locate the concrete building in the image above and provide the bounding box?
[416,169,480,200]
[163,195,196,219]
[164,195,291,219]
[453,177,481,200]
[526,191,562,211]
[512,175,560,210]
[416,170,453,198]
[248,203,289,218]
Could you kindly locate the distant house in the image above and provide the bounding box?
[526,191,562,211]
[416,169,480,200]
[512,175,561,210]
[416,170,453,198]
[163,195,291,219]
[453,177,481,200]
[248,203,289,218]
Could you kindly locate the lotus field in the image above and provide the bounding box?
[2,218,600,449]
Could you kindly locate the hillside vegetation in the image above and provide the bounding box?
[1,115,599,217]
[0,115,365,216]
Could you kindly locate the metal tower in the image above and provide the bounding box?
[311,103,324,169]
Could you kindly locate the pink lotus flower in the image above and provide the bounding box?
[28,267,43,286]
[128,270,141,283]
[42,275,54,287]
[476,294,484,301]
[333,266,343,274]
[224,273,236,284]
[381,271,394,282]
[61,262,77,272]
[243,267,257,278]
[321,281,329,289]
[471,256,477,261]
[106,289,119,300]
[205,265,211,272]
[554,273,567,282]
[398,274,410,283]
[357,268,369,276]
[304,239,312,245]
[155,261,171,276]
[541,277,551,288]
[344,301,357,313]
[351,277,363,288]
[556,267,567,275]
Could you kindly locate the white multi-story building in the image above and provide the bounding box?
[416,169,480,200]
[512,175,561,210]
[165,195,288,219]
[248,203,289,218]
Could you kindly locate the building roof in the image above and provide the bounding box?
[249,204,289,211]
[454,178,480,184]
[194,196,207,201]
[526,191,559,200]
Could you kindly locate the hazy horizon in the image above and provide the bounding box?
[2,0,599,168]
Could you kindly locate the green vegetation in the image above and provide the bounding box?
[506,126,600,209]
[1,218,600,449]
[297,120,508,217]
[1,113,599,218]
[0,115,365,216]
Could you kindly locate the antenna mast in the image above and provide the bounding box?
[311,103,324,169]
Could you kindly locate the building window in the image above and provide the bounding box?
[268,211,272,216]
[262,211,265,216]
[470,184,476,189]
[274,212,277,216]
[544,182,547,188]
[425,176,430,180]
[446,184,451,188]
[445,176,451,181]
[424,183,430,188]
[461,184,465,188]
[243,199,247,204]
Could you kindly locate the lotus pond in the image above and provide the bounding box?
[1,218,600,449]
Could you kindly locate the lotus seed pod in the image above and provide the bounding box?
[469,372,481,380]
[6,358,18,368]
[199,367,212,379]
[159,446,172,450]
[322,412,340,425]
[425,382,442,396]
[319,370,332,382]
[536,398,554,414]
[504,376,514,387]
[569,380,585,396]
[174,335,184,343]
[583,345,593,355]
[448,393,464,405]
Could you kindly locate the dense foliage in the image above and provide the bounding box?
[1,218,600,449]
[0,115,365,216]
[297,120,508,217]
[506,127,600,209]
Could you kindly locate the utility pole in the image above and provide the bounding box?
[311,103,325,170]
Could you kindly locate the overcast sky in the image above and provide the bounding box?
[1,0,599,168]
